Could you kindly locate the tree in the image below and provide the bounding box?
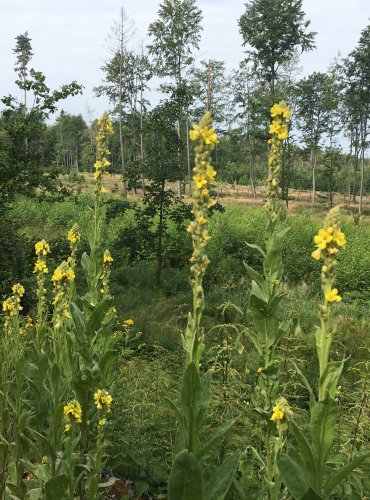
[294,71,339,203]
[144,102,183,283]
[342,24,370,212]
[148,0,203,197]
[95,8,136,198]
[0,32,82,204]
[230,61,269,197]
[239,0,316,97]
[52,111,87,171]
[13,31,33,117]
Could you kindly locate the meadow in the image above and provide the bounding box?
[0,108,369,500]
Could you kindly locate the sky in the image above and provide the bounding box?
[1,0,370,122]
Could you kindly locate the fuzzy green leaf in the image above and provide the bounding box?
[168,450,203,500]
[278,449,311,498]
[319,360,344,400]
[204,451,241,500]
[45,474,68,500]
[311,396,338,475]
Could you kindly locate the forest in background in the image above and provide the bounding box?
[1,0,370,214]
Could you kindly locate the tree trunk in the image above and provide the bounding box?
[311,148,316,204]
[156,181,165,285]
[186,118,192,196]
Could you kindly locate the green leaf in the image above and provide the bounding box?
[45,474,68,500]
[278,449,311,499]
[165,396,184,429]
[181,362,201,427]
[289,420,317,484]
[245,241,266,258]
[310,396,338,474]
[168,450,203,500]
[85,295,113,338]
[293,361,316,409]
[204,451,241,500]
[243,262,265,287]
[301,488,324,499]
[319,360,344,400]
[196,419,237,460]
[323,452,370,497]
[70,302,86,337]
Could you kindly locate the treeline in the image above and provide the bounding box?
[1,0,370,210]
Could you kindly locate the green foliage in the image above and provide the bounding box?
[239,0,316,94]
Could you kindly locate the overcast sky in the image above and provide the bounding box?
[1,0,369,121]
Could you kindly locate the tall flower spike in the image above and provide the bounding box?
[184,112,217,368]
[266,101,290,222]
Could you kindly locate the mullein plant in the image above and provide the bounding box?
[243,101,291,499]
[68,112,118,498]
[167,112,241,500]
[0,283,30,496]
[277,208,370,499]
[0,113,118,499]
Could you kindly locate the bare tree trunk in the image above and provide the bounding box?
[311,148,316,204]
[156,181,165,285]
[140,66,145,198]
[186,118,192,196]
[176,118,181,200]
[359,147,365,213]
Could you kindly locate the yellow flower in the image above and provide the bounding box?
[67,225,81,244]
[123,319,134,326]
[12,283,25,297]
[35,240,50,257]
[333,228,346,247]
[311,248,321,260]
[63,400,82,430]
[314,228,333,249]
[257,367,263,373]
[201,127,219,145]
[193,173,207,189]
[197,216,208,225]
[271,398,293,422]
[34,259,48,274]
[325,288,341,303]
[103,252,113,264]
[98,419,106,426]
[270,104,284,117]
[206,165,217,180]
[189,124,202,141]
[271,404,284,421]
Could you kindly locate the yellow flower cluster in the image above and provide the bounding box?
[34,259,48,274]
[270,397,293,430]
[311,226,346,260]
[52,261,75,329]
[189,124,219,146]
[64,400,82,432]
[312,207,345,305]
[52,263,75,283]
[187,112,218,276]
[123,319,134,327]
[35,240,50,257]
[94,389,112,426]
[270,103,291,120]
[2,284,25,334]
[33,241,50,326]
[93,113,113,184]
[100,250,113,295]
[266,101,290,221]
[67,224,81,245]
[103,251,113,264]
